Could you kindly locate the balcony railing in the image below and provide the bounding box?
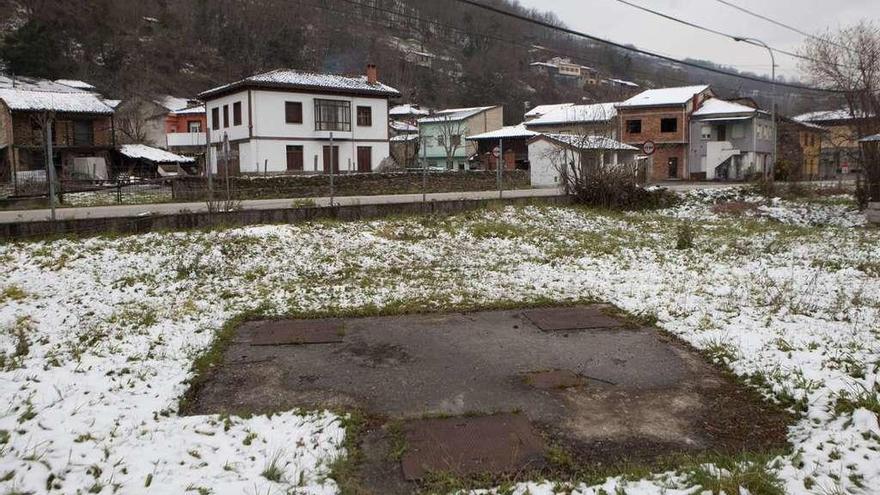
[166,132,206,148]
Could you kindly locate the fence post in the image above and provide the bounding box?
[498,137,503,199]
[44,114,57,220]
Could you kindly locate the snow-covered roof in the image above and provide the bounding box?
[418,106,497,124]
[55,79,96,91]
[118,144,195,163]
[0,75,86,92]
[860,133,880,143]
[200,69,400,99]
[606,78,639,87]
[794,109,869,123]
[390,134,420,142]
[156,96,192,112]
[103,99,122,109]
[524,103,573,119]
[526,102,619,126]
[533,133,638,151]
[172,105,205,115]
[693,98,759,117]
[467,124,538,140]
[618,85,710,108]
[389,104,429,117]
[390,120,418,133]
[0,88,114,114]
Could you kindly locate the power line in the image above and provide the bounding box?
[303,0,793,99]
[450,0,843,94]
[712,0,844,49]
[612,0,835,67]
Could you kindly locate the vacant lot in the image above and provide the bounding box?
[0,189,877,494]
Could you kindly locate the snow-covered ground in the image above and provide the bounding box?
[1,190,877,494]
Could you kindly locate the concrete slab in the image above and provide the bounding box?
[523,307,626,331]
[244,319,345,346]
[400,414,546,480]
[525,369,586,389]
[187,305,790,492]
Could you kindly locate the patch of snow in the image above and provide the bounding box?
[119,144,196,163]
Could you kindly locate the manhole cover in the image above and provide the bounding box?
[247,319,345,346]
[400,414,546,480]
[524,369,585,389]
[523,307,625,331]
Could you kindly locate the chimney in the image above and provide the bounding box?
[366,64,378,85]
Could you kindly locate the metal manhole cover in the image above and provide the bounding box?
[524,369,585,389]
[400,414,546,480]
[523,307,626,331]
[247,319,345,346]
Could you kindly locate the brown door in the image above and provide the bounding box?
[667,157,679,179]
[322,145,340,174]
[356,146,372,173]
[216,144,241,176]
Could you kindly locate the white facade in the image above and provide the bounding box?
[527,135,640,188]
[528,138,564,188]
[205,89,391,174]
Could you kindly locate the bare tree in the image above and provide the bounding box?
[433,114,466,170]
[801,21,880,200]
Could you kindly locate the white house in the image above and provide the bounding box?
[527,133,639,188]
[198,65,400,175]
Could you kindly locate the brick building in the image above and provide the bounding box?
[616,85,713,181]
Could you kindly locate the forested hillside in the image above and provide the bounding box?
[0,0,836,121]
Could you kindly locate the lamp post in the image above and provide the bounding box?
[735,36,777,181]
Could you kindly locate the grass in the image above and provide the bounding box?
[0,285,27,304]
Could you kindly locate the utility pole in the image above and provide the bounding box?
[205,103,213,202]
[422,134,428,203]
[735,37,776,181]
[497,137,503,199]
[329,132,335,207]
[44,113,57,221]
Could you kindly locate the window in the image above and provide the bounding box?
[700,126,711,140]
[286,145,304,171]
[436,135,445,146]
[314,99,351,131]
[357,106,372,126]
[626,119,642,134]
[188,121,202,133]
[660,118,677,133]
[450,134,461,146]
[285,102,303,124]
[73,120,94,146]
[222,105,229,128]
[233,102,242,126]
[211,108,219,130]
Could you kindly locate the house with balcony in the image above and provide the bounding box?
[0,75,115,190]
[417,106,502,170]
[198,65,399,175]
[616,85,714,181]
[530,57,600,88]
[687,98,775,181]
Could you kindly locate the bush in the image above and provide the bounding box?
[571,166,677,210]
[676,223,695,250]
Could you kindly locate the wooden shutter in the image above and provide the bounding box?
[322,146,340,173]
[286,145,304,171]
[357,146,372,172]
[285,102,303,124]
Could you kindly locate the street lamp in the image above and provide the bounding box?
[734,36,777,181]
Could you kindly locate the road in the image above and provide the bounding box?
[0,187,564,224]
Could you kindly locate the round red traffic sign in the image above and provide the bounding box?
[642,140,656,155]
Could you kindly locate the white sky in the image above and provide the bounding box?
[515,0,877,80]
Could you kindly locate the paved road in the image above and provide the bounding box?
[0,187,564,224]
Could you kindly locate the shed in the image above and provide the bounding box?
[527,133,639,188]
[117,144,196,178]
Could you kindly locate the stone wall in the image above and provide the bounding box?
[171,170,531,201]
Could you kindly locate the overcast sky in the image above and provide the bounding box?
[515,0,878,80]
